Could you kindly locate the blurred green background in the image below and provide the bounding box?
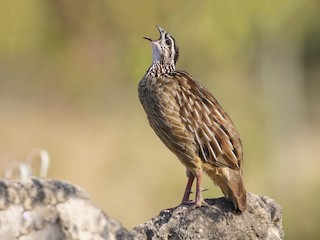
[0,0,319,238]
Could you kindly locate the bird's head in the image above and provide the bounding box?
[144,26,179,66]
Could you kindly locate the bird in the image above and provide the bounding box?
[138,26,247,211]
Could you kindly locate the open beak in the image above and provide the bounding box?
[143,25,166,42]
[156,25,166,35]
[143,36,153,41]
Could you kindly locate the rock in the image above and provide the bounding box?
[0,178,284,240]
[0,178,135,240]
[132,192,284,240]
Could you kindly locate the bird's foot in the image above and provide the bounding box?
[183,199,209,209]
[195,198,209,208]
[181,198,194,205]
[161,199,208,214]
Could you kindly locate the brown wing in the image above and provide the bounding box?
[169,70,243,171]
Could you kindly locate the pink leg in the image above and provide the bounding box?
[195,171,205,207]
[181,175,195,204]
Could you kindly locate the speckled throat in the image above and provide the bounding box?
[146,61,175,78]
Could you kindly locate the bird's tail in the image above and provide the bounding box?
[207,167,247,211]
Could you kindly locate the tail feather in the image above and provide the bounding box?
[225,169,247,211]
[207,167,247,211]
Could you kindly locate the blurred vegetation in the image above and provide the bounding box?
[0,0,319,238]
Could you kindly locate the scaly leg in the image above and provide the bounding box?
[195,170,206,207]
[181,175,195,204]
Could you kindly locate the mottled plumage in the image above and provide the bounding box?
[138,26,246,211]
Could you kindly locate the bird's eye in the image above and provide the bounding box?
[165,38,172,46]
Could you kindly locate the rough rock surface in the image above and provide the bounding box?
[0,178,135,240]
[0,178,284,240]
[132,192,284,240]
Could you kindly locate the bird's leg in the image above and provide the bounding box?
[181,175,195,204]
[160,175,194,212]
[195,170,207,207]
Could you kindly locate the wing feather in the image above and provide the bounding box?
[169,70,242,170]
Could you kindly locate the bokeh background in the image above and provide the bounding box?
[0,0,319,238]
